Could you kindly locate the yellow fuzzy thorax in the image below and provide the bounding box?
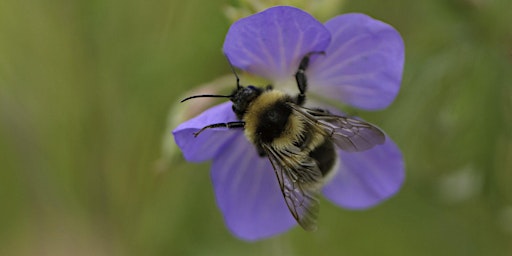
[242,90,326,153]
[243,90,304,147]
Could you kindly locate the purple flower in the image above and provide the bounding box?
[173,6,405,241]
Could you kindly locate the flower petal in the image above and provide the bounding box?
[322,135,405,209]
[211,133,297,241]
[309,13,405,110]
[172,102,240,162]
[223,6,331,81]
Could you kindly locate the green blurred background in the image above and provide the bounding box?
[1,0,511,255]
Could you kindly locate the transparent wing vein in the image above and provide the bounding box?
[263,145,321,231]
[289,104,385,152]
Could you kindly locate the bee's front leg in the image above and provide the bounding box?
[294,51,325,106]
[193,121,245,137]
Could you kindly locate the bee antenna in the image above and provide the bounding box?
[180,94,232,103]
[225,54,241,89]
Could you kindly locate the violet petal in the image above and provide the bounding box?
[309,13,405,110]
[172,102,240,162]
[223,6,331,81]
[211,134,297,241]
[322,135,405,209]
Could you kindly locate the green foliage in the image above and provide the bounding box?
[0,0,511,255]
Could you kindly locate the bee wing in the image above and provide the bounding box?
[263,145,321,231]
[290,105,386,152]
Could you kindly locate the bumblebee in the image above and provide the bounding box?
[181,53,385,231]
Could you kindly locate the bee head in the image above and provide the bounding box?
[230,85,263,118]
[180,56,264,119]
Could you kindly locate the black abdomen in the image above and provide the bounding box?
[309,139,336,177]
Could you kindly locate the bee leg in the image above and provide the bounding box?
[256,146,267,157]
[295,51,325,106]
[193,121,245,137]
[310,108,330,115]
